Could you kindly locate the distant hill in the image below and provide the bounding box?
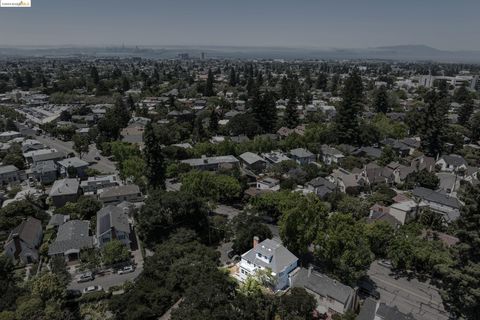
[0,44,479,63]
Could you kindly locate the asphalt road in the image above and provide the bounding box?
[68,267,142,291]
[368,261,450,320]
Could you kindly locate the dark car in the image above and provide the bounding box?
[65,289,82,300]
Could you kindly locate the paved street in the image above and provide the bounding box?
[368,261,450,320]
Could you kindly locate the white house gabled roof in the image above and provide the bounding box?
[242,238,298,274]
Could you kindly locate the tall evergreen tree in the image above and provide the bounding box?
[335,69,363,144]
[373,85,390,113]
[440,184,480,319]
[204,69,214,97]
[458,103,474,126]
[315,72,328,91]
[209,108,219,133]
[143,122,165,189]
[251,90,277,133]
[90,66,99,85]
[419,90,448,157]
[284,92,299,129]
[229,67,236,86]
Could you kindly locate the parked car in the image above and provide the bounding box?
[118,265,135,275]
[94,156,101,160]
[77,271,94,283]
[65,289,82,300]
[377,259,393,269]
[82,285,103,294]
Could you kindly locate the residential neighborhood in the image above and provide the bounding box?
[1,2,480,319]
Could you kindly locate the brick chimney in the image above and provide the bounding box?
[253,236,259,248]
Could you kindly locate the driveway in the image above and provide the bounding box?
[367,261,450,320]
[69,227,144,292]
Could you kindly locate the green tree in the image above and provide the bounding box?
[378,145,397,166]
[315,72,328,91]
[365,221,395,258]
[15,297,44,320]
[2,152,24,170]
[458,104,474,126]
[31,273,65,301]
[373,85,390,113]
[418,90,448,157]
[470,111,480,141]
[143,122,166,189]
[180,170,242,203]
[204,69,214,97]
[279,194,329,256]
[335,70,363,145]
[209,108,219,133]
[136,191,209,246]
[314,213,373,285]
[277,287,317,320]
[102,240,130,266]
[90,66,100,85]
[231,213,272,254]
[229,67,237,86]
[120,156,146,185]
[72,134,90,158]
[284,93,299,129]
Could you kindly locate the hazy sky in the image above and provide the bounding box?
[0,0,478,50]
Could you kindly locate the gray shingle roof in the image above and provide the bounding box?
[181,155,239,167]
[32,151,64,163]
[6,217,42,249]
[440,154,467,167]
[49,178,80,197]
[242,238,298,274]
[290,148,314,158]
[48,214,69,227]
[31,160,57,174]
[96,205,130,236]
[291,268,354,305]
[48,220,93,255]
[239,152,266,165]
[412,187,460,209]
[0,165,19,175]
[99,184,141,199]
[57,157,89,169]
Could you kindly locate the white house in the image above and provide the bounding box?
[320,145,344,165]
[237,237,298,291]
[436,154,468,173]
[388,200,418,225]
[256,177,280,191]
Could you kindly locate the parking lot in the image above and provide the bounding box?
[368,261,450,320]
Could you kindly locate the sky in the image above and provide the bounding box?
[0,0,479,50]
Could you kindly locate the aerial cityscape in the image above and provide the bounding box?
[0,1,479,320]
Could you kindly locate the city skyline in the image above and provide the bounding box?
[0,0,479,50]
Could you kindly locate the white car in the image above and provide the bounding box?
[118,265,135,275]
[82,285,103,294]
